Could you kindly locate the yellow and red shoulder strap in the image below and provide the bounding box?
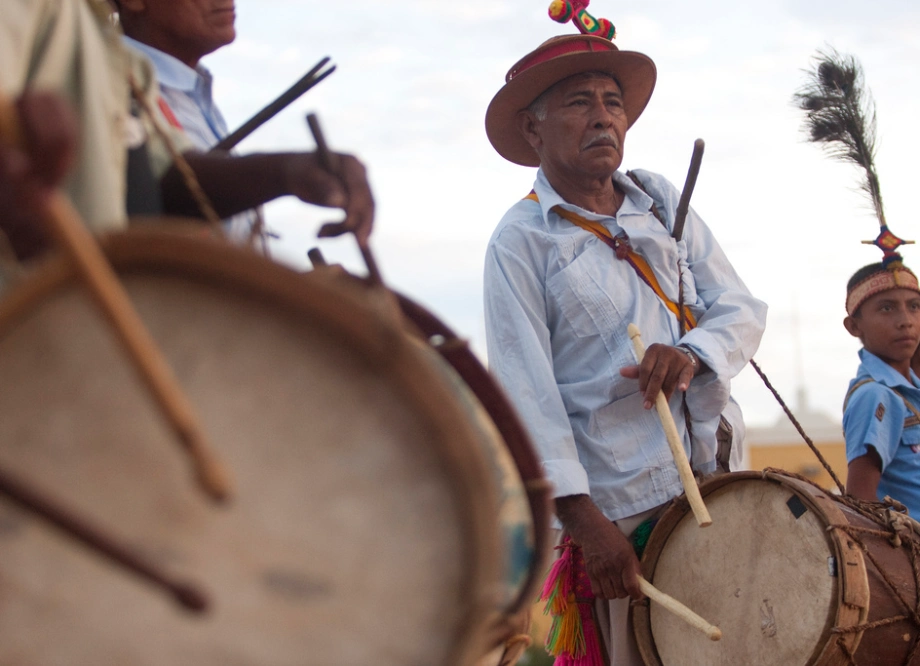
[524,191,697,329]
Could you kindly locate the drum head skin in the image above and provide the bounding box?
[0,231,509,665]
[634,472,873,666]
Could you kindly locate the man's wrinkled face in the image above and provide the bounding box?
[142,0,236,62]
[521,73,628,180]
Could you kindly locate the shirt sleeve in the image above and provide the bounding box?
[0,0,46,93]
[843,382,905,471]
[626,171,767,379]
[484,224,590,499]
[126,50,195,178]
[677,203,767,379]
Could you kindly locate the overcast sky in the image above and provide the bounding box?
[203,0,920,427]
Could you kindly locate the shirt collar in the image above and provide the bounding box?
[859,348,920,390]
[532,168,652,227]
[122,36,212,93]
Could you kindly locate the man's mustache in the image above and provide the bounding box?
[582,133,620,151]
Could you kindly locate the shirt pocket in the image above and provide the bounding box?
[546,247,626,342]
[592,393,662,472]
[903,421,920,452]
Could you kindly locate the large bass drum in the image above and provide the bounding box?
[632,470,920,665]
[0,228,549,666]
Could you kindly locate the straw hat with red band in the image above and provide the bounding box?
[485,34,657,167]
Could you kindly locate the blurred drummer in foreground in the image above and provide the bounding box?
[0,0,373,264]
[482,11,766,665]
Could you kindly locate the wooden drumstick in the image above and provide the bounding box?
[638,576,721,641]
[627,323,711,527]
[0,97,233,502]
[0,463,209,612]
[306,112,383,286]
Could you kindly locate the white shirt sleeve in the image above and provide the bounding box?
[678,203,767,378]
[484,224,590,499]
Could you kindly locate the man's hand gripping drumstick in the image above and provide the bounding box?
[624,323,712,527]
[0,93,232,502]
[555,496,721,641]
[305,112,380,285]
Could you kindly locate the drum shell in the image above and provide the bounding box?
[0,229,544,665]
[633,471,920,666]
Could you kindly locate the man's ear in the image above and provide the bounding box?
[516,110,542,152]
[844,315,862,339]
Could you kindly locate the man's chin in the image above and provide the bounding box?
[580,156,623,177]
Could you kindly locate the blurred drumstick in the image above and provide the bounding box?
[0,464,208,612]
[212,57,336,152]
[638,576,721,641]
[0,96,232,502]
[306,112,383,286]
[307,247,328,267]
[627,323,711,527]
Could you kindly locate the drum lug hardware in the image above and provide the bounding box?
[787,495,808,519]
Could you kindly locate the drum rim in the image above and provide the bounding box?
[395,292,553,622]
[0,227,506,666]
[631,471,869,666]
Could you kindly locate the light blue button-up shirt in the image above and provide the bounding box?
[844,348,920,515]
[484,168,767,521]
[122,36,256,239]
[123,36,229,150]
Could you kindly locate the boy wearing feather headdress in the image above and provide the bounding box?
[842,262,920,515]
[794,49,920,515]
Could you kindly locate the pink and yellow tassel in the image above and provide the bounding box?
[540,538,604,665]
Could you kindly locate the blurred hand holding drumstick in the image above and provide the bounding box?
[305,112,379,283]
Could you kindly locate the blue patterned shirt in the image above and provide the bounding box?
[844,349,920,516]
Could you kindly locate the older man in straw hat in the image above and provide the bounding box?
[483,31,766,663]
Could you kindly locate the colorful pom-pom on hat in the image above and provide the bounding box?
[548,0,616,41]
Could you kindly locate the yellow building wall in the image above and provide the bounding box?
[747,442,849,492]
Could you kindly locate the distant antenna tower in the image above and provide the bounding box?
[791,291,808,413]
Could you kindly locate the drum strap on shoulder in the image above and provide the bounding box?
[522,188,697,328]
[844,379,920,428]
[623,172,736,473]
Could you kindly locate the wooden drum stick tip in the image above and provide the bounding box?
[174,583,210,613]
[192,450,234,503]
[639,576,721,642]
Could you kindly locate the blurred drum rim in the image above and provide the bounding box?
[0,226,511,665]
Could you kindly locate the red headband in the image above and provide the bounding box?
[846,266,920,316]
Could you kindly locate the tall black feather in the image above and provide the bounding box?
[793,49,886,228]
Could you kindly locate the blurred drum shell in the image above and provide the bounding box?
[0,227,549,666]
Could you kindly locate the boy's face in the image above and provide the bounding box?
[844,287,920,369]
